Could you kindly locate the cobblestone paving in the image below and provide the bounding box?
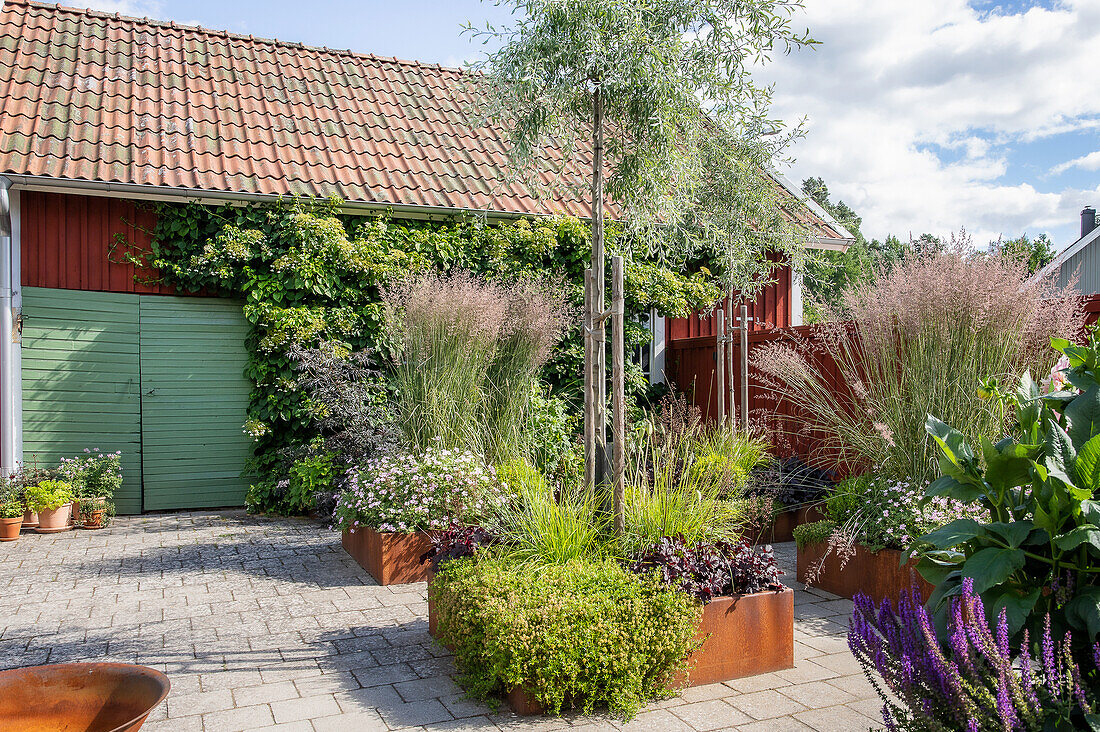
[0,512,884,731]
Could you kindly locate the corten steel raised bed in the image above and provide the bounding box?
[676,587,794,687]
[751,505,827,544]
[503,588,794,715]
[342,527,434,585]
[797,541,933,605]
[0,662,170,732]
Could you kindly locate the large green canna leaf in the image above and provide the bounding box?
[985,521,1034,549]
[926,475,984,502]
[1046,422,1077,478]
[918,518,985,550]
[961,547,1026,594]
[1066,586,1100,639]
[1053,525,1100,552]
[985,587,1040,639]
[1065,385,1100,451]
[925,414,976,472]
[1076,433,1100,493]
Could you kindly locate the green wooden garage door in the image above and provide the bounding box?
[21,288,144,513]
[139,296,253,510]
[21,288,253,513]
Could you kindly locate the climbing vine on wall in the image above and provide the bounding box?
[139,198,722,510]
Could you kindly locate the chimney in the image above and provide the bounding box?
[1084,206,1098,239]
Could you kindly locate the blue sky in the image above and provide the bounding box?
[94,1,1100,250]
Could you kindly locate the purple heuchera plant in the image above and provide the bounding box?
[849,578,1096,731]
[628,535,784,603]
[419,525,496,568]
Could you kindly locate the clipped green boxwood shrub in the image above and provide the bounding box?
[792,519,835,548]
[431,555,701,718]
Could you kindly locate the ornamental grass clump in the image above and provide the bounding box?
[491,480,610,566]
[849,579,1099,731]
[753,236,1082,482]
[621,393,764,556]
[431,555,701,719]
[384,270,569,463]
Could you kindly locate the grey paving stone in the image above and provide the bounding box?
[727,689,809,720]
[794,703,881,731]
[202,703,276,730]
[0,514,896,732]
[671,699,753,730]
[269,692,341,723]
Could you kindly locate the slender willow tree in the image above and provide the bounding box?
[467,0,817,529]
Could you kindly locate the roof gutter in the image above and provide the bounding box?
[0,174,532,222]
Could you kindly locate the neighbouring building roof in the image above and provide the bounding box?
[1033,218,1100,296]
[0,0,853,245]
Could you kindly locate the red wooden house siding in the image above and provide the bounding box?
[667,252,793,341]
[20,191,174,295]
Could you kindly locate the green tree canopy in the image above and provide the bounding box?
[468,0,818,294]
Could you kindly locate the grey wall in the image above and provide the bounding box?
[1054,244,1100,295]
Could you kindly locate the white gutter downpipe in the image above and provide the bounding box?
[0,177,18,477]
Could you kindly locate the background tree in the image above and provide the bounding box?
[989,232,1056,274]
[469,0,818,521]
[800,176,1060,321]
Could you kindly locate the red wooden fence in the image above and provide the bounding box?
[668,294,1100,471]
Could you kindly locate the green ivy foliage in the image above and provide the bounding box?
[143,199,722,500]
[431,554,701,718]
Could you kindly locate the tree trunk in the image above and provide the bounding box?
[716,307,726,425]
[587,85,607,490]
[741,302,750,432]
[611,256,625,535]
[583,268,595,491]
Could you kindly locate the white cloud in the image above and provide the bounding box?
[760,0,1100,246]
[1052,151,1100,175]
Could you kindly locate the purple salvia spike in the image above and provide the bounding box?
[995,607,1010,661]
[1042,614,1057,697]
[1072,658,1089,713]
[882,705,899,732]
[995,671,1018,731]
[1017,629,1039,712]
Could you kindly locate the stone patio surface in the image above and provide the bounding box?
[0,511,885,731]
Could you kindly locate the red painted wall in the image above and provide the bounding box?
[20,191,175,294]
[667,252,793,341]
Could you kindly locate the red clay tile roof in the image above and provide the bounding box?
[0,0,852,242]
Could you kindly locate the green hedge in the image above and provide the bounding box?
[431,555,701,718]
[792,519,835,548]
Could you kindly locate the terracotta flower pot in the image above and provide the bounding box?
[70,500,81,525]
[342,527,435,585]
[35,503,73,533]
[21,510,38,529]
[797,541,932,605]
[83,510,106,530]
[0,517,21,541]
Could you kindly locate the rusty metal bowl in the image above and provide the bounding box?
[0,662,170,732]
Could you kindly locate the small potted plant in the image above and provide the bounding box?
[25,480,75,533]
[60,449,122,528]
[78,496,113,529]
[0,499,23,541]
